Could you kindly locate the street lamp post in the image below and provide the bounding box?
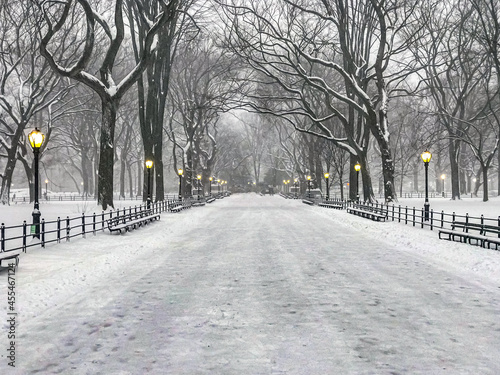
[441,174,446,197]
[354,163,361,202]
[209,177,213,196]
[178,168,183,200]
[294,178,298,199]
[197,174,202,200]
[306,175,311,198]
[146,160,153,209]
[324,173,330,201]
[421,150,432,221]
[28,128,45,239]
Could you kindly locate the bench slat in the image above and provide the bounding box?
[438,220,500,250]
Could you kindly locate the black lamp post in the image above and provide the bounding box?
[306,175,311,198]
[294,178,298,198]
[324,173,330,201]
[209,177,213,196]
[354,162,361,202]
[146,160,153,209]
[28,128,45,239]
[421,150,432,220]
[178,168,183,200]
[197,174,202,200]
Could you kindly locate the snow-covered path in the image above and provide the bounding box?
[2,194,500,374]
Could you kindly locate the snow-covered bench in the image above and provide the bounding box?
[302,199,314,205]
[319,202,343,209]
[206,197,216,203]
[107,210,160,234]
[439,221,500,249]
[347,203,388,222]
[168,201,191,212]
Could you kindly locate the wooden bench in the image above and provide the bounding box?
[347,203,388,221]
[439,221,500,249]
[169,201,192,212]
[206,197,216,203]
[0,250,21,268]
[107,210,160,234]
[302,199,314,205]
[319,202,343,209]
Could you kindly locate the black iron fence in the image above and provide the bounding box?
[10,194,180,204]
[344,200,500,234]
[0,198,184,256]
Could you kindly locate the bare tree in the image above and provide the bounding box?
[166,32,243,197]
[216,0,421,202]
[409,0,497,200]
[126,0,194,202]
[36,0,179,209]
[0,1,71,204]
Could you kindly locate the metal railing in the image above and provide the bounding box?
[344,200,500,234]
[0,198,187,256]
[10,194,180,204]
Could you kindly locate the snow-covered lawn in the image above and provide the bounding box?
[1,194,499,373]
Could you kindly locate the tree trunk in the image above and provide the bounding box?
[127,163,134,198]
[119,156,126,198]
[153,135,164,202]
[0,153,17,205]
[448,138,461,200]
[349,155,357,201]
[482,165,489,202]
[497,133,500,196]
[97,97,119,210]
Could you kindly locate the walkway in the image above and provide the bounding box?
[3,194,500,374]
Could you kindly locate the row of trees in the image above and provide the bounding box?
[1,0,499,209]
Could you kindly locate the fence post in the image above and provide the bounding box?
[57,217,61,243]
[412,207,415,226]
[93,213,96,235]
[82,213,86,238]
[405,206,408,225]
[22,221,27,252]
[430,210,434,230]
[421,208,424,228]
[66,216,70,241]
[102,211,105,230]
[398,205,401,223]
[41,219,45,248]
[1,223,4,252]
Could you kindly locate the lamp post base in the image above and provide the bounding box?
[32,209,41,239]
[424,202,430,221]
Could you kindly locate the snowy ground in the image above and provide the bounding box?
[1,194,500,374]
